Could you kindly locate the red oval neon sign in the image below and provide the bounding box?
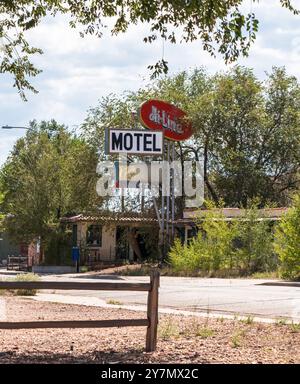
[139,100,193,141]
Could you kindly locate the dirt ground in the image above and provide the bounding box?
[0,296,299,364]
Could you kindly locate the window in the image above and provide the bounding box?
[86,225,102,246]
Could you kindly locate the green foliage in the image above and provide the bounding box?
[240,316,254,325]
[250,271,279,279]
[274,195,300,280]
[0,30,42,100]
[0,192,4,226]
[231,329,245,348]
[188,66,300,206]
[235,203,276,273]
[194,327,214,339]
[158,317,180,340]
[1,1,299,99]
[169,203,237,274]
[0,120,101,251]
[169,202,275,275]
[13,273,40,296]
[43,231,72,266]
[290,322,300,333]
[275,318,288,326]
[83,66,300,208]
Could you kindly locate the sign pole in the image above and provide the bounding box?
[166,141,170,247]
[107,100,193,264]
[161,143,165,263]
[152,196,162,232]
[171,142,176,239]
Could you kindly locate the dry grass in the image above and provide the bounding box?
[106,299,123,305]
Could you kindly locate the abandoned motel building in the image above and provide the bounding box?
[0,207,288,272]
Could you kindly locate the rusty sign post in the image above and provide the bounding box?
[139,99,193,260]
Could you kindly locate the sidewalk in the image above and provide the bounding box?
[31,292,288,324]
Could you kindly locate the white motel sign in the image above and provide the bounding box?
[106,129,163,155]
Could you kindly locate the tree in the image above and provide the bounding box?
[0,192,4,218]
[274,194,300,280]
[189,66,300,206]
[0,1,299,99]
[0,120,100,253]
[0,192,4,232]
[82,66,300,208]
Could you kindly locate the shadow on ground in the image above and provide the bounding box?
[0,349,155,364]
[69,274,125,280]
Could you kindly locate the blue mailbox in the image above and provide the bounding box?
[72,246,80,262]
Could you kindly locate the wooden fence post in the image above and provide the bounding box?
[0,279,157,352]
[146,269,160,352]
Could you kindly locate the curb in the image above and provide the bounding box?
[258,282,300,288]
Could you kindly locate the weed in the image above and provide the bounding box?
[231,329,245,348]
[195,327,214,338]
[116,265,152,276]
[250,271,279,279]
[290,322,300,333]
[275,318,288,326]
[12,273,40,296]
[159,317,179,340]
[182,317,214,338]
[240,315,254,325]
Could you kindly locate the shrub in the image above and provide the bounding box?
[169,201,276,276]
[169,206,237,274]
[235,205,276,273]
[274,195,300,280]
[231,329,245,348]
[13,273,40,296]
[169,238,202,273]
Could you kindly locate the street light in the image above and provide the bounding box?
[1,125,32,130]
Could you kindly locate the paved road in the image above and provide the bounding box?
[1,270,300,321]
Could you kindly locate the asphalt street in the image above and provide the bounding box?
[1,270,300,320]
[40,273,300,321]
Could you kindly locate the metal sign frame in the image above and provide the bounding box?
[104,101,192,263]
[105,128,164,156]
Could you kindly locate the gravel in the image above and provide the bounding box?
[0,296,299,364]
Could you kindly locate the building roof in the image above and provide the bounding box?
[62,207,289,226]
[181,207,288,222]
[61,214,158,225]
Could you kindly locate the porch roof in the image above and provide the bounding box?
[61,214,158,225]
[61,207,289,227]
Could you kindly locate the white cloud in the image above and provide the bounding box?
[1,0,300,165]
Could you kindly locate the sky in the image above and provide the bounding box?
[1,0,300,165]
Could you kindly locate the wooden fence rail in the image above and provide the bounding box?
[0,269,160,352]
[0,281,151,291]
